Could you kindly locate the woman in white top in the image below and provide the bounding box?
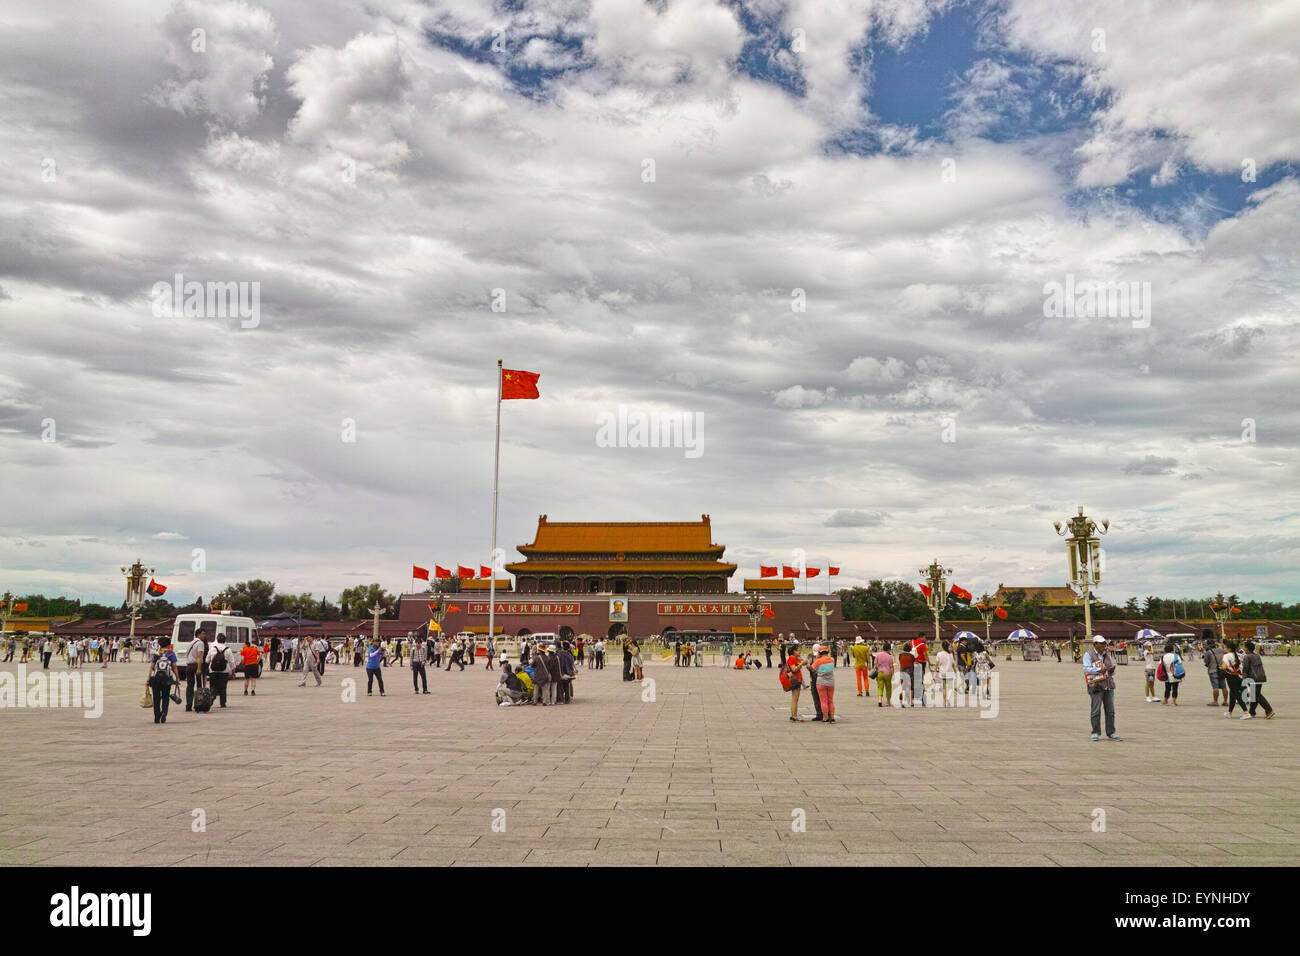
[935,641,956,707]
[1143,643,1158,702]
[1160,641,1182,705]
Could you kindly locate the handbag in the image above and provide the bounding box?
[139,688,153,708]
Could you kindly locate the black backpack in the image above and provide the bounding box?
[211,647,227,672]
[152,654,173,683]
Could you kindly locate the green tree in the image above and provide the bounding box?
[338,584,397,619]
[213,580,278,617]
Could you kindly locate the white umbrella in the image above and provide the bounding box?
[953,631,980,641]
[1134,628,1162,642]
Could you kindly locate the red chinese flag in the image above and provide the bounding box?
[918,583,932,598]
[146,579,166,597]
[412,565,430,581]
[501,368,540,400]
[435,566,451,579]
[995,606,1008,620]
[480,566,492,579]
[828,567,840,576]
[782,566,797,578]
[762,606,775,619]
[760,566,777,578]
[13,601,29,612]
[457,565,476,579]
[447,605,461,614]
[805,567,821,577]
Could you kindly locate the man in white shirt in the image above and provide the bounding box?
[298,638,321,687]
[185,626,210,711]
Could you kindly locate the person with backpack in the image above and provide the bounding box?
[530,644,553,705]
[1158,641,1184,705]
[147,638,180,724]
[898,644,915,707]
[207,634,233,708]
[1220,640,1248,716]
[1240,641,1275,720]
[241,638,262,695]
[497,665,526,706]
[298,636,322,687]
[515,663,534,702]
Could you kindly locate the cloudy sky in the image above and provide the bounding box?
[2,0,1298,607]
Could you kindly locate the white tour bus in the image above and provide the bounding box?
[170,611,260,662]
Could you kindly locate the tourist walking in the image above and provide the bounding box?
[1220,640,1248,716]
[410,637,429,694]
[314,636,329,677]
[206,634,233,708]
[299,634,322,686]
[874,642,894,706]
[184,626,210,711]
[910,633,928,706]
[241,638,262,695]
[723,640,733,669]
[594,639,605,670]
[851,638,871,697]
[147,639,180,725]
[1159,641,1184,704]
[366,638,387,695]
[1083,636,1122,741]
[1240,641,1275,719]
[40,636,53,669]
[1201,632,1225,706]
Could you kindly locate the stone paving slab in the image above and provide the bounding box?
[1,657,1297,866]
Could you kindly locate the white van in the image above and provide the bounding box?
[171,611,259,662]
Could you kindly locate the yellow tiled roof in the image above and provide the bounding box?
[521,515,719,553]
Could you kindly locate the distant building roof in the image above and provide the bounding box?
[994,584,1079,606]
[520,514,719,553]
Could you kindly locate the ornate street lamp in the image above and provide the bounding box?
[428,594,449,639]
[1053,506,1109,639]
[919,559,952,647]
[0,591,14,634]
[120,558,154,648]
[744,591,763,650]
[1208,593,1242,641]
[974,592,1007,646]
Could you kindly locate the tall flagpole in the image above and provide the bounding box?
[489,359,503,647]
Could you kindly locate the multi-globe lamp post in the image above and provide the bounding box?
[1053,507,1109,640]
[919,559,951,647]
[744,591,764,650]
[120,558,154,647]
[1208,593,1242,641]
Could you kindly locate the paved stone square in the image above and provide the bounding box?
[1,653,1296,866]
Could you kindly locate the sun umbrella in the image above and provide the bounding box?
[1134,628,1163,642]
[1006,628,1038,641]
[953,631,980,641]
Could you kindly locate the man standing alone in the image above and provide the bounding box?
[1083,635,1122,741]
[410,637,429,694]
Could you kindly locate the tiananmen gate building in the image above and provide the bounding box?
[397,515,844,641]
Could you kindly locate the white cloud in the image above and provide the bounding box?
[153,0,277,126]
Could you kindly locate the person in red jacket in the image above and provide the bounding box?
[911,633,929,707]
